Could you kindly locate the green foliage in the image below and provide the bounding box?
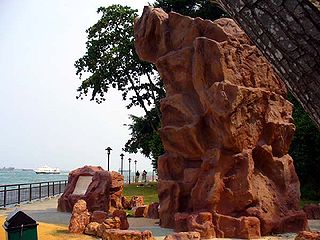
[75,4,165,170]
[124,108,164,170]
[75,5,155,107]
[153,0,226,20]
[289,94,320,200]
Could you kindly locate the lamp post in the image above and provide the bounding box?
[134,159,137,173]
[120,153,124,175]
[105,147,112,171]
[128,158,132,184]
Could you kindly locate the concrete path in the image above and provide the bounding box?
[1,197,319,240]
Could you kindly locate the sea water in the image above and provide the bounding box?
[0,169,69,186]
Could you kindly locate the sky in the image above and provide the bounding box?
[0,0,155,171]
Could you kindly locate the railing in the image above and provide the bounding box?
[0,180,68,208]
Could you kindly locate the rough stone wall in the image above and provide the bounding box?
[213,0,320,129]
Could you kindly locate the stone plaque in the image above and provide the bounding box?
[72,176,93,195]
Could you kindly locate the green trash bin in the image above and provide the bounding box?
[2,209,38,240]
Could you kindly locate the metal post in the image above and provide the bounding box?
[134,160,137,173]
[105,147,112,171]
[29,184,32,201]
[4,186,6,207]
[53,182,55,196]
[39,183,41,199]
[47,182,50,197]
[18,185,21,204]
[120,153,124,175]
[128,158,132,184]
[59,181,61,193]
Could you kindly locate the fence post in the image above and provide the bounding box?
[52,182,55,196]
[39,183,41,199]
[59,181,61,193]
[29,184,32,201]
[4,186,7,208]
[47,182,50,197]
[18,185,21,204]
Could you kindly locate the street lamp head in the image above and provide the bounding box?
[105,147,112,153]
[128,158,132,163]
[134,160,137,164]
[120,153,124,158]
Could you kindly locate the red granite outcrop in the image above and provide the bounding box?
[134,6,308,238]
[57,166,124,213]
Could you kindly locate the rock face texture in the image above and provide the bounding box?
[69,200,91,233]
[134,6,308,237]
[164,232,201,240]
[175,212,216,239]
[147,202,160,219]
[57,166,124,213]
[112,210,129,230]
[295,231,320,240]
[101,229,155,240]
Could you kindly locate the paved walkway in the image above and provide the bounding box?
[0,197,319,240]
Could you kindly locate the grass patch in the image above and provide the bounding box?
[124,183,158,205]
[123,183,158,217]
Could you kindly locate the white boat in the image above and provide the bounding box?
[34,166,60,174]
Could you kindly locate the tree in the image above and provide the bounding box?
[289,94,320,200]
[75,5,161,131]
[75,4,165,170]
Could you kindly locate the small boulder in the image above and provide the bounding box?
[164,232,201,240]
[91,210,109,223]
[113,209,129,230]
[96,217,121,238]
[130,196,144,208]
[104,217,121,229]
[295,231,320,240]
[147,202,159,219]
[174,213,190,232]
[84,222,100,236]
[134,205,149,217]
[121,196,131,210]
[68,199,91,234]
[187,212,215,239]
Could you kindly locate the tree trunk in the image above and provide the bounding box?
[213,0,320,129]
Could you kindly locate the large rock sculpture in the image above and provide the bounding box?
[134,6,308,238]
[58,166,124,213]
